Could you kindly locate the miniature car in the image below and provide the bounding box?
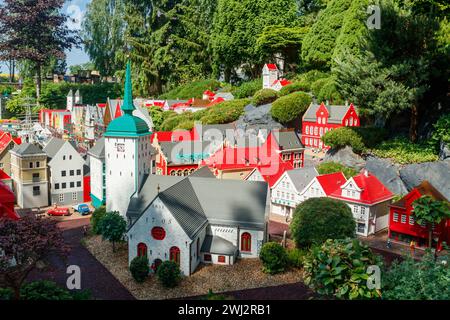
[72,203,91,216]
[47,207,71,216]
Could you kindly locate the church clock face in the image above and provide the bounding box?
[116,143,125,152]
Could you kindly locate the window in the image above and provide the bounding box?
[204,254,212,262]
[170,246,180,265]
[170,170,176,176]
[62,183,66,189]
[353,206,359,214]
[70,182,75,188]
[318,117,321,124]
[409,216,414,225]
[345,119,349,126]
[401,214,407,224]
[77,181,81,187]
[77,169,81,175]
[357,223,365,234]
[29,162,33,168]
[63,156,66,160]
[305,126,309,134]
[218,255,226,263]
[72,192,77,201]
[361,207,366,216]
[55,183,60,190]
[314,127,318,135]
[349,117,353,126]
[33,186,40,196]
[69,155,72,160]
[151,227,166,240]
[61,170,66,177]
[322,117,326,124]
[59,194,64,202]
[241,232,251,252]
[137,243,147,257]
[393,212,399,222]
[32,173,39,180]
[319,127,323,136]
[70,170,74,176]
[36,161,40,168]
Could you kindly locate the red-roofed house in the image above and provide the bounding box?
[271,79,292,91]
[0,181,19,220]
[329,170,394,236]
[245,160,294,188]
[206,97,225,107]
[0,132,22,176]
[301,172,347,201]
[388,180,450,250]
[0,168,13,190]
[262,63,291,92]
[302,102,360,150]
[202,90,216,101]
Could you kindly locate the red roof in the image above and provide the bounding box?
[0,181,19,220]
[114,102,123,119]
[330,171,394,205]
[266,64,278,71]
[279,79,291,86]
[206,97,225,107]
[203,90,215,97]
[0,169,11,180]
[0,132,20,154]
[97,103,107,108]
[151,130,195,144]
[316,172,347,195]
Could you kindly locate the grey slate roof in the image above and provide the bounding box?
[158,178,208,238]
[201,235,237,255]
[127,176,269,236]
[190,166,216,178]
[303,103,358,124]
[43,137,65,158]
[88,137,105,159]
[11,143,45,156]
[273,130,304,150]
[285,167,319,192]
[127,175,185,220]
[159,140,214,165]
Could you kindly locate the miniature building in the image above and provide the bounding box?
[329,170,394,237]
[10,143,49,209]
[0,180,19,220]
[301,102,360,150]
[262,63,291,92]
[127,176,269,276]
[43,137,85,206]
[388,180,450,249]
[0,131,22,176]
[105,62,152,217]
[87,137,106,208]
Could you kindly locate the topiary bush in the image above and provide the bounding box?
[252,89,278,106]
[259,242,288,274]
[91,206,106,235]
[271,91,312,124]
[290,197,356,248]
[20,281,74,300]
[232,78,262,98]
[317,161,358,179]
[321,127,366,153]
[303,239,382,300]
[130,256,150,283]
[278,82,308,96]
[156,261,182,288]
[200,99,249,124]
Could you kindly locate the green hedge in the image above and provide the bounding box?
[271,91,312,123]
[278,82,309,96]
[290,197,355,248]
[232,78,262,98]
[371,137,439,164]
[159,79,220,99]
[199,99,249,124]
[130,256,150,283]
[321,127,366,153]
[252,88,278,106]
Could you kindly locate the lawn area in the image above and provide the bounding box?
[370,137,439,164]
[84,235,304,300]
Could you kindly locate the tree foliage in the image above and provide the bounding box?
[130,256,150,283]
[259,242,288,274]
[156,261,182,288]
[98,211,127,252]
[252,89,279,106]
[290,197,356,248]
[271,91,312,124]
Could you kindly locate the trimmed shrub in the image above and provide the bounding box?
[303,239,382,300]
[20,281,73,300]
[232,78,262,98]
[290,197,355,248]
[252,89,278,106]
[321,127,366,153]
[91,206,106,235]
[200,99,249,124]
[271,91,312,124]
[130,256,150,283]
[311,78,329,97]
[156,261,182,288]
[317,161,358,179]
[259,242,288,274]
[159,79,220,99]
[175,120,195,131]
[278,82,308,96]
[286,248,307,268]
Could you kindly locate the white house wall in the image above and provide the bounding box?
[90,156,104,203]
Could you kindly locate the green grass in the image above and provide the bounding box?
[159,79,220,99]
[370,137,439,164]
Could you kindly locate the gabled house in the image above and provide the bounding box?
[271,167,319,218]
[127,176,269,276]
[301,172,347,202]
[245,161,294,188]
[10,143,49,209]
[0,131,22,176]
[262,63,291,92]
[388,180,450,250]
[43,137,85,206]
[329,170,394,236]
[302,102,360,150]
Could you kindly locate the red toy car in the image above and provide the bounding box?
[47,207,71,216]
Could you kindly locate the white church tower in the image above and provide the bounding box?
[67,89,74,111]
[262,63,279,89]
[105,61,152,218]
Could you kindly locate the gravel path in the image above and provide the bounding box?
[27,219,135,300]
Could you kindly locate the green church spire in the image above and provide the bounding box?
[121,61,135,114]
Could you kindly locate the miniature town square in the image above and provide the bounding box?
[0,0,449,302]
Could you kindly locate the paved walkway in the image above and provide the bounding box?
[27,218,135,300]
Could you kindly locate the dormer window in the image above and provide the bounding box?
[318,117,321,124]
